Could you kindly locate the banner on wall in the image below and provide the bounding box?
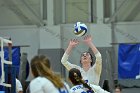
[0,46,20,77]
[118,44,140,79]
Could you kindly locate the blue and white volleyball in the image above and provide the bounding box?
[74,22,87,37]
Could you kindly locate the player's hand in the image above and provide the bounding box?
[83,35,92,45]
[69,39,79,48]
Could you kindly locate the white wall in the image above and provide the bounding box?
[114,22,140,43]
[90,24,112,47]
[39,25,61,48]
[60,23,112,49]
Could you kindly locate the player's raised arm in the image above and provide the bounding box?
[61,39,80,71]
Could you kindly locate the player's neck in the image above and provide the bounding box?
[82,64,91,71]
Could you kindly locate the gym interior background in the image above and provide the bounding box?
[0,0,140,93]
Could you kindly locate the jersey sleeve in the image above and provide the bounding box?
[61,52,81,71]
[92,52,102,77]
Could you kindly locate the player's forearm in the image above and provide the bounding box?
[65,45,73,55]
[88,42,98,54]
[95,52,102,75]
[61,52,73,71]
[61,52,69,64]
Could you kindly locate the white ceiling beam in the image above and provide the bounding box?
[3,0,44,26]
[106,0,129,23]
[19,0,44,26]
[134,11,140,21]
[118,0,140,21]
[106,0,140,23]
[96,0,104,24]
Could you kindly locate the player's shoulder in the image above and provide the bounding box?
[30,77,50,85]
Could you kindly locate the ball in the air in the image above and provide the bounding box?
[74,22,87,37]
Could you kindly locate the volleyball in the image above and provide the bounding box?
[74,22,87,37]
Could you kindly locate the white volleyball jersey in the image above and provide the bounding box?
[16,79,23,93]
[30,77,70,93]
[61,52,102,85]
[70,84,110,93]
